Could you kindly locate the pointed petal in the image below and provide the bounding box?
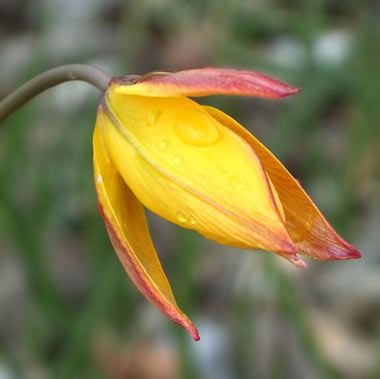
[93,109,199,340]
[102,91,299,257]
[114,67,300,99]
[203,106,361,262]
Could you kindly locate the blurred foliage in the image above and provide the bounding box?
[0,0,379,378]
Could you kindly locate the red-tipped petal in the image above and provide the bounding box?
[203,105,361,262]
[93,108,199,341]
[114,67,300,99]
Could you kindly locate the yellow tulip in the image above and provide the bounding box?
[93,67,360,340]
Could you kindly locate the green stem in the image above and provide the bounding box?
[0,64,111,124]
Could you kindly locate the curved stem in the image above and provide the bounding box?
[0,64,112,124]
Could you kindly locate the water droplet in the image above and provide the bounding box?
[176,211,187,223]
[157,141,169,151]
[291,229,304,243]
[189,216,196,225]
[97,175,103,183]
[174,111,221,146]
[146,110,161,125]
[286,221,304,243]
[125,115,136,125]
[229,175,244,190]
[172,156,183,166]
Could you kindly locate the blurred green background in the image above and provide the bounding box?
[0,1,379,378]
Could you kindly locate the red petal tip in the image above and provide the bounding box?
[290,255,308,268]
[281,86,301,97]
[193,331,201,341]
[182,320,200,341]
[333,244,362,260]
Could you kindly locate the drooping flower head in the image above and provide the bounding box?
[93,67,360,340]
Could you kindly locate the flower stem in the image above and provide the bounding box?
[0,64,111,124]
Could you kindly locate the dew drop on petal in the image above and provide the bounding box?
[176,210,187,223]
[157,141,169,151]
[172,156,183,166]
[229,174,244,190]
[126,115,136,125]
[146,110,161,126]
[189,216,196,225]
[304,221,312,231]
[286,220,304,243]
[174,111,221,146]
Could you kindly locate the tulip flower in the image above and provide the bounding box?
[93,67,361,340]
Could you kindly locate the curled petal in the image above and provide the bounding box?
[203,106,361,262]
[93,110,199,340]
[114,67,300,99]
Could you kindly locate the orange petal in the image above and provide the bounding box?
[93,108,199,340]
[114,67,300,99]
[203,106,361,262]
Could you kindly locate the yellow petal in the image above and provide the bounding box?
[203,105,361,262]
[93,109,199,340]
[102,86,299,258]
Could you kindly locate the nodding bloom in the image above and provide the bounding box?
[93,67,361,340]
